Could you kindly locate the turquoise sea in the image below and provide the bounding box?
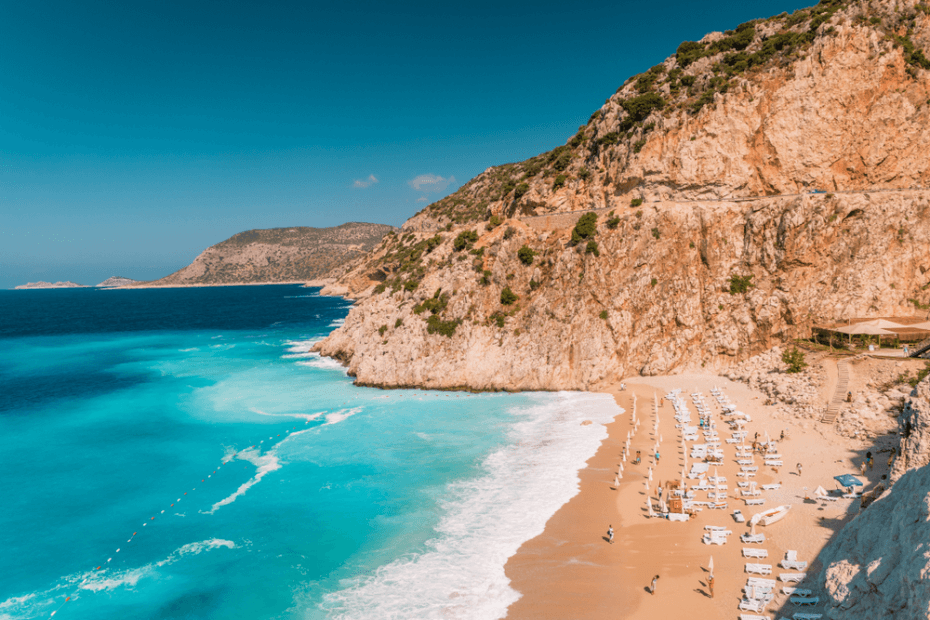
[0,285,620,620]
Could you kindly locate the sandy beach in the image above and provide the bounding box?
[505,373,887,619]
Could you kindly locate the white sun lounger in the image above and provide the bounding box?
[791,596,820,606]
[761,484,781,491]
[710,502,728,509]
[746,563,772,575]
[738,472,756,478]
[737,481,751,488]
[765,460,784,466]
[705,525,728,531]
[745,498,766,506]
[741,489,762,497]
[779,572,807,583]
[703,535,727,545]
[782,560,808,570]
[733,510,746,523]
[746,577,776,589]
[737,459,754,465]
[738,613,771,620]
[743,548,768,558]
[738,599,767,613]
[726,438,741,444]
[741,533,765,543]
[741,466,759,472]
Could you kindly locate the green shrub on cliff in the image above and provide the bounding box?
[426,315,460,337]
[728,274,755,294]
[453,230,479,251]
[517,245,536,265]
[500,286,518,305]
[571,212,598,244]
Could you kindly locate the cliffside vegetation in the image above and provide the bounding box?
[395,0,930,231]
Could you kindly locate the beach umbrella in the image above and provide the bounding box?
[647,498,655,517]
[645,480,650,491]
[714,466,719,482]
[814,485,828,497]
[708,555,714,578]
[660,434,663,443]
[648,468,653,481]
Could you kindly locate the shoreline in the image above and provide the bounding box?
[503,374,878,619]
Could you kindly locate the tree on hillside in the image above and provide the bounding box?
[782,347,807,374]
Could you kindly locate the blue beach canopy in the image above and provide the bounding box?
[834,474,864,487]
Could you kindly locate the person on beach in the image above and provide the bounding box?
[651,575,659,595]
[860,461,867,476]
[797,462,803,476]
[607,525,614,544]
[655,450,661,464]
[707,575,714,598]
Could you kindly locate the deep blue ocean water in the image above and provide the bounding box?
[0,285,620,620]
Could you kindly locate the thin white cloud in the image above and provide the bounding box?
[353,174,379,188]
[408,174,455,193]
[416,196,428,202]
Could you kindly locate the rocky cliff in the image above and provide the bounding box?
[315,0,930,391]
[817,376,930,619]
[143,222,396,287]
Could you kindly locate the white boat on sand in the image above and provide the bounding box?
[750,504,791,526]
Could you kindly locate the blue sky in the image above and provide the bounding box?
[0,0,813,288]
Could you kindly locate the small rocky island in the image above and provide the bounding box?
[15,281,87,289]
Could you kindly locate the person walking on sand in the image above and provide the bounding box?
[707,574,714,599]
[651,575,659,595]
[607,525,614,544]
[796,462,803,476]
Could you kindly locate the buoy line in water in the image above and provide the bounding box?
[46,417,320,618]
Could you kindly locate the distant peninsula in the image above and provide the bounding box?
[135,222,396,288]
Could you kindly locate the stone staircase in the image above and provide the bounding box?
[822,358,853,424]
[912,337,930,359]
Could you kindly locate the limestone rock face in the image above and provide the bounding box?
[315,192,930,390]
[315,0,930,391]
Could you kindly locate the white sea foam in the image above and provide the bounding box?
[0,540,236,618]
[319,391,622,620]
[296,354,347,373]
[328,318,345,327]
[204,449,281,514]
[250,407,326,422]
[322,407,362,426]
